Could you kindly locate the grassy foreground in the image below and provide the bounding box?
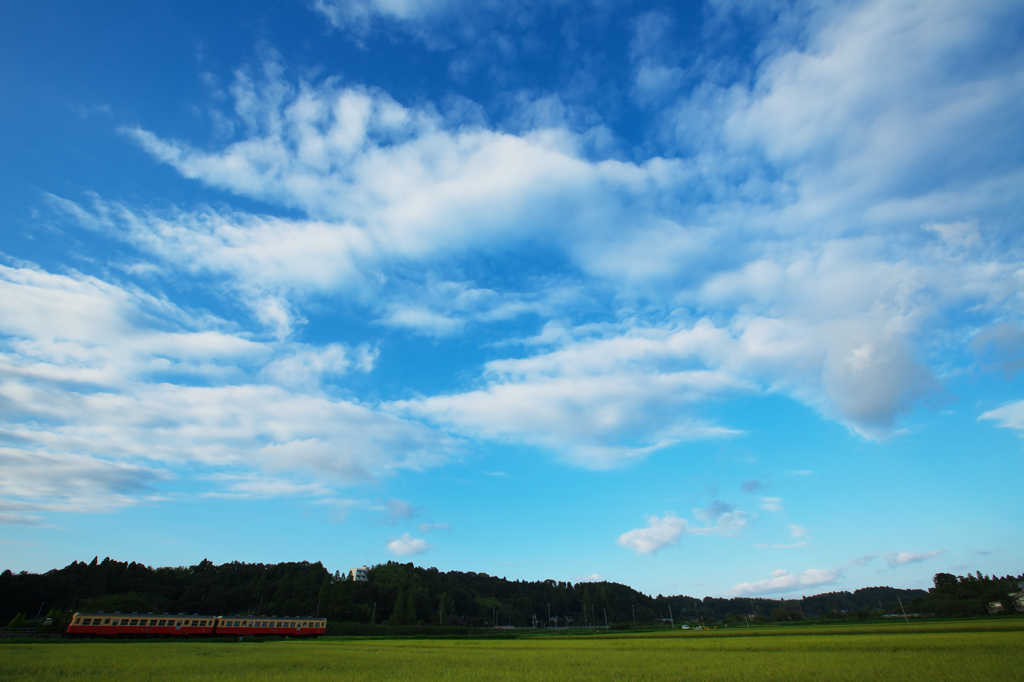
[2,622,1022,681]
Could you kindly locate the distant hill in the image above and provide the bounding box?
[3,558,1017,628]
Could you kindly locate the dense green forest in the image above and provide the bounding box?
[2,558,1019,631]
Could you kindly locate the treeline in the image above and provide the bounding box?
[911,571,1023,617]
[2,558,1018,630]
[0,557,326,625]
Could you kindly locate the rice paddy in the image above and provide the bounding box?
[2,620,1022,681]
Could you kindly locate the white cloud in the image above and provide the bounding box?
[617,506,751,554]
[387,532,432,556]
[730,567,843,596]
[0,263,459,522]
[760,497,783,512]
[202,473,333,499]
[52,0,1024,472]
[979,400,1024,431]
[884,549,947,568]
[312,0,458,32]
[788,524,808,538]
[617,514,689,554]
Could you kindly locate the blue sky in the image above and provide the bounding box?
[1,0,1022,598]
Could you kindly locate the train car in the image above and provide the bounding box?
[66,613,215,636]
[215,616,326,637]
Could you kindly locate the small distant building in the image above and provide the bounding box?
[1008,587,1024,613]
[349,565,369,582]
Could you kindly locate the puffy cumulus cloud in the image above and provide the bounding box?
[884,549,947,568]
[760,497,783,513]
[788,525,808,539]
[617,506,752,554]
[617,514,688,554]
[387,532,432,556]
[730,567,843,596]
[0,264,459,523]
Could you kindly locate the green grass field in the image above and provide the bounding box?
[2,621,1022,681]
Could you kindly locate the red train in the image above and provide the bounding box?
[66,612,326,637]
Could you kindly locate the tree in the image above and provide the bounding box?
[389,587,406,625]
[406,590,417,625]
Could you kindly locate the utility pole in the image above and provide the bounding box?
[632,603,636,625]
[604,608,608,629]
[547,603,550,628]
[897,597,909,624]
[668,604,674,629]
[371,602,376,625]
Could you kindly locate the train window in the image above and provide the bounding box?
[83,619,92,625]
[199,621,206,626]
[157,620,165,626]
[130,619,138,626]
[104,619,111,624]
